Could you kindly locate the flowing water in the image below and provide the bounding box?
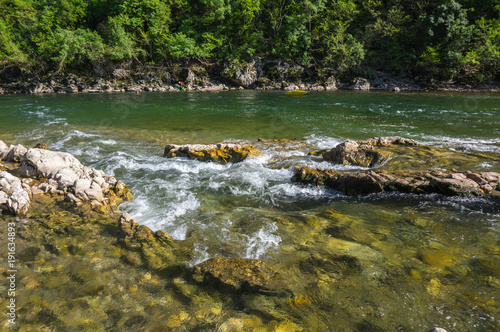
[1,90,499,331]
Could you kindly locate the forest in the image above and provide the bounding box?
[1,0,499,82]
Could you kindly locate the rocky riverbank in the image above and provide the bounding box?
[2,60,500,94]
[0,141,133,215]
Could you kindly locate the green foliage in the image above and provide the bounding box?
[52,28,105,71]
[0,0,498,81]
[0,0,37,68]
[418,0,474,78]
[100,18,135,61]
[466,18,500,79]
[312,0,365,69]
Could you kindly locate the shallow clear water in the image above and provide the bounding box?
[1,90,499,330]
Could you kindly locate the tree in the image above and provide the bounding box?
[312,0,365,70]
[418,0,474,79]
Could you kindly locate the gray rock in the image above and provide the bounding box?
[359,136,419,146]
[323,141,382,168]
[5,144,28,162]
[324,76,337,90]
[0,191,8,205]
[0,171,30,215]
[8,188,30,214]
[348,77,370,90]
[0,140,10,159]
[0,171,22,195]
[222,60,259,87]
[113,69,130,80]
[177,67,196,83]
[427,328,447,332]
[20,148,86,179]
[18,147,131,208]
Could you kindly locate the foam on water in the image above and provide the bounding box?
[245,222,281,259]
[305,134,343,149]
[421,135,500,154]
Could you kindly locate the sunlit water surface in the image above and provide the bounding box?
[1,91,499,330]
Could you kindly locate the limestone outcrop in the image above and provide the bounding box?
[164,143,262,164]
[0,140,133,214]
[221,60,259,88]
[0,171,30,214]
[292,167,500,197]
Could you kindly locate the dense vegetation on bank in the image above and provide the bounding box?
[1,0,499,83]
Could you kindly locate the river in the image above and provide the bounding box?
[1,90,499,331]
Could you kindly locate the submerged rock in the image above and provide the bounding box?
[164,143,262,164]
[117,213,185,272]
[191,257,283,292]
[292,167,500,197]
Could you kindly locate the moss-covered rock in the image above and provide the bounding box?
[164,143,262,164]
[292,167,500,197]
[191,257,285,292]
[117,213,187,272]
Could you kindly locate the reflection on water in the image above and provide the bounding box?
[0,91,499,330]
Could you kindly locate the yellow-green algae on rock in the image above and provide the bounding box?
[163,143,263,164]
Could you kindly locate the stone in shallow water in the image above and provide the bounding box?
[292,167,500,197]
[0,171,30,214]
[323,140,383,167]
[322,137,420,168]
[163,143,262,164]
[191,257,283,292]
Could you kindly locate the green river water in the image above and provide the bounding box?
[0,90,499,331]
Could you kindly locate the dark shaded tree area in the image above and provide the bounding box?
[1,0,499,82]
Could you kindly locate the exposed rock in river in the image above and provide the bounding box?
[0,140,133,215]
[164,143,262,164]
[0,171,30,214]
[292,167,500,197]
[323,141,383,168]
[322,136,420,168]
